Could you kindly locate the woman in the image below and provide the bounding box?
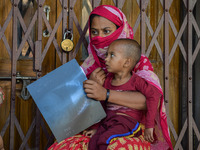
[49,5,173,150]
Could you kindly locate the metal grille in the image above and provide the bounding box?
[0,0,200,149]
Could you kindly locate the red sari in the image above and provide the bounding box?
[48,5,173,150]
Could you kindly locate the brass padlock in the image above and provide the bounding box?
[61,30,74,52]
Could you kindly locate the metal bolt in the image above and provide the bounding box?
[16,72,20,76]
[64,6,67,9]
[165,77,168,80]
[39,4,42,7]
[165,100,168,103]
[14,3,17,7]
[13,73,16,76]
[16,72,20,83]
[189,9,192,12]
[189,77,192,80]
[70,7,73,10]
[165,9,168,12]
[142,9,145,12]
[189,100,192,103]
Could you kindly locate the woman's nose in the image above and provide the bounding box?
[99,31,104,37]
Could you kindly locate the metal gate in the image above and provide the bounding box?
[0,0,200,149]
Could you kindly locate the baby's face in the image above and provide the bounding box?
[105,43,126,73]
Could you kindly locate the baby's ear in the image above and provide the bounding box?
[124,58,132,68]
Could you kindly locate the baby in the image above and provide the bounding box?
[84,39,161,150]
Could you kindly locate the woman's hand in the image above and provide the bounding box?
[83,129,97,137]
[89,68,106,85]
[83,80,107,101]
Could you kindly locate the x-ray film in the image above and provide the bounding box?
[27,59,106,142]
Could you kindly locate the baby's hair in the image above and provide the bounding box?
[111,39,141,68]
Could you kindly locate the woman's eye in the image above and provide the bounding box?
[91,30,98,35]
[111,54,114,57]
[104,30,111,34]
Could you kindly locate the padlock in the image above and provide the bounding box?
[61,30,74,52]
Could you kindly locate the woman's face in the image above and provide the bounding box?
[90,16,117,38]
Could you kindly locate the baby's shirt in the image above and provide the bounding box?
[104,73,162,128]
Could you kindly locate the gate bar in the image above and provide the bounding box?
[140,0,146,54]
[0,77,37,80]
[62,0,67,64]
[10,0,18,149]
[187,0,193,149]
[164,0,170,120]
[35,0,44,148]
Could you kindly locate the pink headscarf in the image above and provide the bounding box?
[81,5,173,150]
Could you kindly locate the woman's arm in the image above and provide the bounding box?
[83,80,146,110]
[109,90,146,110]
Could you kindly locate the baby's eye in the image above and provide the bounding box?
[111,54,114,57]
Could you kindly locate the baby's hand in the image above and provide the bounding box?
[144,128,154,143]
[83,129,97,137]
[89,67,105,85]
